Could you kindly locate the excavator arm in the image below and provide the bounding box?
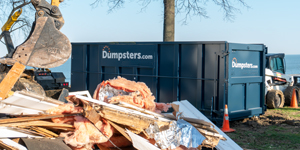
[0,0,71,68]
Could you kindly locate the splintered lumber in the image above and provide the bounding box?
[30,126,58,138]
[0,113,82,124]
[107,120,132,142]
[114,102,165,118]
[77,95,171,131]
[0,62,25,100]
[0,120,74,128]
[0,127,43,138]
[197,128,225,140]
[8,126,45,137]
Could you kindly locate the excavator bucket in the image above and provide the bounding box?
[0,0,71,68]
[12,16,71,68]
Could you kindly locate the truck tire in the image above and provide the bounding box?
[266,90,285,109]
[284,86,299,106]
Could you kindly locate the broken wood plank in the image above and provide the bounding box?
[0,127,42,138]
[197,128,225,140]
[30,126,58,138]
[9,127,45,137]
[0,120,74,128]
[94,105,169,132]
[107,120,132,142]
[0,113,82,124]
[0,62,25,100]
[77,95,171,131]
[115,102,165,118]
[18,90,65,105]
[163,113,218,134]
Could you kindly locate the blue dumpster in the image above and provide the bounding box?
[70,41,266,124]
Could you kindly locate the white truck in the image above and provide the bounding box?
[265,53,300,108]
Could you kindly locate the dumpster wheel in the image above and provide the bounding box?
[266,90,285,109]
[284,86,299,106]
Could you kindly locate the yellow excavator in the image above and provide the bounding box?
[0,0,71,100]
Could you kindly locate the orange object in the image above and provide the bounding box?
[221,104,235,132]
[0,62,25,100]
[290,89,298,108]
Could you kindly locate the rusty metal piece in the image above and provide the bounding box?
[0,113,81,124]
[12,16,71,68]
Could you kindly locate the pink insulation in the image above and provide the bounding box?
[47,104,114,150]
[93,76,170,113]
[155,103,172,113]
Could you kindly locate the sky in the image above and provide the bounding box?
[0,0,300,56]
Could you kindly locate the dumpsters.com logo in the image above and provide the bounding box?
[232,57,258,69]
[102,46,153,61]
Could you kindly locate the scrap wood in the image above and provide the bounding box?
[76,95,171,131]
[0,103,43,115]
[0,62,25,100]
[83,102,132,142]
[1,91,62,112]
[197,128,226,140]
[29,126,58,137]
[0,138,27,150]
[0,127,42,138]
[114,102,165,118]
[18,90,65,105]
[173,100,243,150]
[8,126,45,137]
[0,120,74,128]
[107,120,132,142]
[163,113,218,134]
[94,104,169,132]
[0,113,82,124]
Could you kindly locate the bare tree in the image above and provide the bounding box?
[91,0,249,41]
[0,0,35,42]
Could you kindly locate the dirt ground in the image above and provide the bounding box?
[226,108,300,150]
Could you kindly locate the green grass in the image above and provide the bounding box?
[227,107,300,150]
[274,107,300,118]
[228,125,300,150]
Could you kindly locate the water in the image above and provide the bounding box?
[53,55,300,85]
[285,55,300,75]
[50,58,71,83]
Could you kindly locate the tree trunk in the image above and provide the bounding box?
[163,0,175,41]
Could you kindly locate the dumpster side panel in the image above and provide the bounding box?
[71,44,87,92]
[179,44,202,109]
[227,43,265,120]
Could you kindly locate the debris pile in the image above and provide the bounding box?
[0,77,226,150]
